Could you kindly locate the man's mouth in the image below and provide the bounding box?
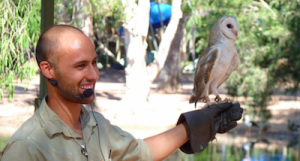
[79,85,94,89]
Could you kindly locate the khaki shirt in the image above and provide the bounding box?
[0,97,153,161]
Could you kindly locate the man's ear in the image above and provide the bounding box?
[40,61,55,80]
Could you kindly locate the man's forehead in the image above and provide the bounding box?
[55,33,96,63]
[71,39,82,50]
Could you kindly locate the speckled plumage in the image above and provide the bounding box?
[190,16,239,107]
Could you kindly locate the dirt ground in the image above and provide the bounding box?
[0,68,300,144]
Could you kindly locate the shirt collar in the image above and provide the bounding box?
[80,105,98,127]
[37,96,97,138]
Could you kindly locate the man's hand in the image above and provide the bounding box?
[177,102,243,154]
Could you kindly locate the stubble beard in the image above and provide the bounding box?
[55,70,94,104]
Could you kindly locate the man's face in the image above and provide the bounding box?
[53,33,99,104]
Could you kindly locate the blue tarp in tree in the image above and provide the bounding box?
[149,1,172,29]
[119,1,172,36]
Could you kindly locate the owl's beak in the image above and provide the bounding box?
[233,30,238,37]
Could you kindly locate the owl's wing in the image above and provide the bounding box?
[217,54,239,88]
[190,46,221,105]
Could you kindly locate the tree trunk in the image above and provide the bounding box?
[74,0,95,44]
[55,0,72,24]
[55,0,94,44]
[181,23,187,62]
[115,34,122,62]
[156,17,184,92]
[148,0,183,93]
[150,0,183,76]
[122,0,150,102]
[122,0,183,101]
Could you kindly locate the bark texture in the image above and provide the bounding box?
[74,0,95,44]
[156,17,184,92]
[150,0,184,93]
[122,0,151,101]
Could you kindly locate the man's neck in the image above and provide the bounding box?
[46,94,83,136]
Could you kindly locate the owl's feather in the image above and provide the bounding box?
[189,47,220,106]
[216,54,239,89]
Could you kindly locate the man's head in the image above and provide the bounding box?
[36,25,99,104]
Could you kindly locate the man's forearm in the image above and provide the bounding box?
[144,123,189,161]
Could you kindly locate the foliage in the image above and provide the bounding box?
[54,0,124,31]
[54,0,125,60]
[91,0,125,31]
[183,0,300,123]
[0,136,10,150]
[0,0,40,100]
[91,0,125,57]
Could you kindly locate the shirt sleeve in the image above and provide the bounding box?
[0,140,43,161]
[108,124,153,161]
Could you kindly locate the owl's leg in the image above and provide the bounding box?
[202,84,211,107]
[202,96,211,108]
[203,96,210,104]
[210,80,222,102]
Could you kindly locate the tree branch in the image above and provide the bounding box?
[95,41,116,59]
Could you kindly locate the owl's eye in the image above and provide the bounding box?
[227,24,232,28]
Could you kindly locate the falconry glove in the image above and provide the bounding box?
[177,102,243,154]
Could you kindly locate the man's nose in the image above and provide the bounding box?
[86,65,99,81]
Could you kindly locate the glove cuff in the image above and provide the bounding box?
[176,110,215,154]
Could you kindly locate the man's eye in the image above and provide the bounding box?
[76,64,86,68]
[92,60,97,65]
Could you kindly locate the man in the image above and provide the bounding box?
[0,25,243,161]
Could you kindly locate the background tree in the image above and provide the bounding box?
[155,0,185,93]
[117,0,150,102]
[120,0,186,101]
[54,0,94,43]
[0,0,40,100]
[91,0,124,64]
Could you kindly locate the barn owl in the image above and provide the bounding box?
[189,16,239,107]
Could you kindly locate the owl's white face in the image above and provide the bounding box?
[220,17,239,40]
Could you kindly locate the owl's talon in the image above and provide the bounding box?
[224,98,231,103]
[215,95,222,102]
[203,96,210,103]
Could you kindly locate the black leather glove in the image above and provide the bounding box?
[177,102,243,154]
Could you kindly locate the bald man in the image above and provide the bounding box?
[0,25,243,161]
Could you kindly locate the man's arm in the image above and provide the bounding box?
[144,123,189,161]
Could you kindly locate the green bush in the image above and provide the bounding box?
[0,0,40,100]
